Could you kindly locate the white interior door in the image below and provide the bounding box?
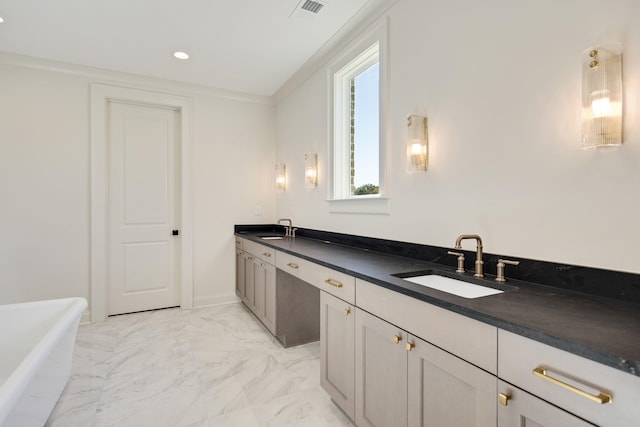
[108,101,181,315]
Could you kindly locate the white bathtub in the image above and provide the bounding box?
[0,297,87,427]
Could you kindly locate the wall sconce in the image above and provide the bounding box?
[275,164,286,191]
[407,115,428,171]
[582,44,623,148]
[304,153,318,187]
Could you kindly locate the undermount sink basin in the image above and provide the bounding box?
[396,272,503,299]
[259,235,284,240]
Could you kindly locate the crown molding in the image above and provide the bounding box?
[272,0,399,105]
[0,51,274,106]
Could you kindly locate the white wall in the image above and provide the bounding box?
[275,0,640,273]
[0,54,276,308]
[192,94,276,306]
[2,0,638,311]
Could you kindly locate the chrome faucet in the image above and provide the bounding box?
[277,218,294,237]
[454,234,484,278]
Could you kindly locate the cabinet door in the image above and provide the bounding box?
[320,291,355,420]
[251,260,276,333]
[498,380,596,426]
[407,335,496,427]
[243,253,255,306]
[252,258,265,316]
[235,249,245,299]
[262,262,276,333]
[355,309,408,427]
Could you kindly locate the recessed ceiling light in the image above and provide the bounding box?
[0,17,4,23]
[173,51,189,60]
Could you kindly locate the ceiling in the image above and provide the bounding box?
[0,0,384,96]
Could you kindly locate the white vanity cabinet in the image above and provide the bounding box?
[354,279,498,427]
[498,330,640,427]
[320,291,355,420]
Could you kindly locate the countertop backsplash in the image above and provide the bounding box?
[235,224,640,306]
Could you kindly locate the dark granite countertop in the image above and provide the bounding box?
[235,226,640,378]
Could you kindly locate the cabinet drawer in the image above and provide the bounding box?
[498,329,640,427]
[498,380,596,426]
[276,252,355,304]
[305,261,355,304]
[356,279,497,374]
[276,251,306,279]
[241,239,276,264]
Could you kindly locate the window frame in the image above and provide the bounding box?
[334,43,380,199]
[327,21,389,214]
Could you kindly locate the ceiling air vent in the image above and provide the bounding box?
[289,0,327,19]
[301,0,324,14]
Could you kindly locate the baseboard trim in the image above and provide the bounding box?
[193,294,241,308]
[80,310,92,325]
[80,296,241,323]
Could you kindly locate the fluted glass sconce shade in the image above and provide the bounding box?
[407,115,428,171]
[275,164,286,191]
[582,44,623,148]
[304,153,318,187]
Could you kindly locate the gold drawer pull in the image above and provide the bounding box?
[498,393,511,406]
[344,308,351,316]
[287,262,299,269]
[262,252,272,257]
[324,279,343,288]
[247,256,254,260]
[393,335,402,344]
[406,342,415,352]
[532,366,612,404]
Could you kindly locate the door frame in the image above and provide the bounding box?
[90,83,193,322]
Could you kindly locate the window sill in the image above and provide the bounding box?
[326,197,390,215]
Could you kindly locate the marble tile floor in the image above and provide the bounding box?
[46,303,353,427]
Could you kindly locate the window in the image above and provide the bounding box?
[333,43,380,198]
[329,23,387,211]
